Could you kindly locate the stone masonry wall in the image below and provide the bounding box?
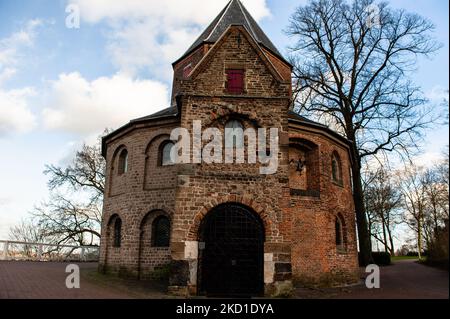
[99,119,180,278]
[169,26,293,295]
[99,25,359,295]
[288,124,359,286]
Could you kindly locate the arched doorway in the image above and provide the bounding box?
[198,203,265,297]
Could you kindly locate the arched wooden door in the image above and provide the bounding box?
[198,203,265,297]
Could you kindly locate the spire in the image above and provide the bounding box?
[176,0,283,63]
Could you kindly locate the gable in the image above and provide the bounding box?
[185,26,290,98]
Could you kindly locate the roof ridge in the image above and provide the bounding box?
[174,0,288,66]
[205,0,233,42]
[236,0,258,42]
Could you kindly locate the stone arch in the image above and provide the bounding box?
[137,205,175,224]
[334,212,348,252]
[197,202,266,296]
[158,140,176,166]
[137,207,173,280]
[109,145,128,196]
[118,149,129,175]
[289,138,320,196]
[203,107,262,130]
[111,144,128,174]
[143,134,177,190]
[144,134,171,155]
[104,213,122,272]
[331,150,343,185]
[186,194,274,241]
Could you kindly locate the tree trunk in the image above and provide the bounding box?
[417,214,423,260]
[381,215,389,253]
[349,139,373,266]
[387,225,395,256]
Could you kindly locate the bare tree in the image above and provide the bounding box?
[8,219,46,257]
[44,141,106,206]
[397,165,427,260]
[32,194,102,246]
[422,167,449,231]
[16,132,109,246]
[286,0,440,264]
[364,167,402,255]
[436,146,449,192]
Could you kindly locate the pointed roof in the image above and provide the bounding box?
[174,0,286,65]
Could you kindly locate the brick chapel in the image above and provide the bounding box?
[99,0,359,297]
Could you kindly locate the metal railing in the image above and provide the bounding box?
[0,240,99,262]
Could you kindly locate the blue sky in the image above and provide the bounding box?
[0,0,448,240]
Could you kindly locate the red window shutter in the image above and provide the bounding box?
[226,69,244,94]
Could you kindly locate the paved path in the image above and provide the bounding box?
[296,259,449,299]
[1,260,448,299]
[0,261,167,299]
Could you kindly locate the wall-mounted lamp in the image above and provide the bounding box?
[290,158,307,174]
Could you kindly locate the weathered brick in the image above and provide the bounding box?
[99,12,359,296]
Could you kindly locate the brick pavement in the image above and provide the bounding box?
[0,261,166,299]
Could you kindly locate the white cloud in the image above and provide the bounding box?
[0,197,12,206]
[69,0,271,80]
[70,0,270,25]
[0,19,42,68]
[106,19,199,79]
[413,151,444,168]
[0,20,42,137]
[0,68,17,86]
[42,72,169,135]
[0,88,36,136]
[426,85,449,103]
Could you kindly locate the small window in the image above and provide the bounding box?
[152,216,170,247]
[335,215,346,252]
[331,152,342,184]
[226,69,244,94]
[118,149,128,174]
[161,142,175,166]
[335,218,343,246]
[113,218,122,248]
[225,120,244,148]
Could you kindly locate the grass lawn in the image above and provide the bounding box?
[81,268,172,298]
[391,256,420,261]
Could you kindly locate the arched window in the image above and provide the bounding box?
[335,218,343,246]
[118,149,128,174]
[335,215,346,251]
[225,120,244,148]
[331,152,342,184]
[161,142,175,166]
[152,216,170,247]
[113,218,122,247]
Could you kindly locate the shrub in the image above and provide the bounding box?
[358,251,392,266]
[372,252,391,265]
[151,264,170,281]
[406,251,428,257]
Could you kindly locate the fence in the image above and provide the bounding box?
[0,240,99,262]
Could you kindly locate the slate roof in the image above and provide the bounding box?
[131,107,178,122]
[288,110,350,145]
[175,0,287,65]
[288,111,327,128]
